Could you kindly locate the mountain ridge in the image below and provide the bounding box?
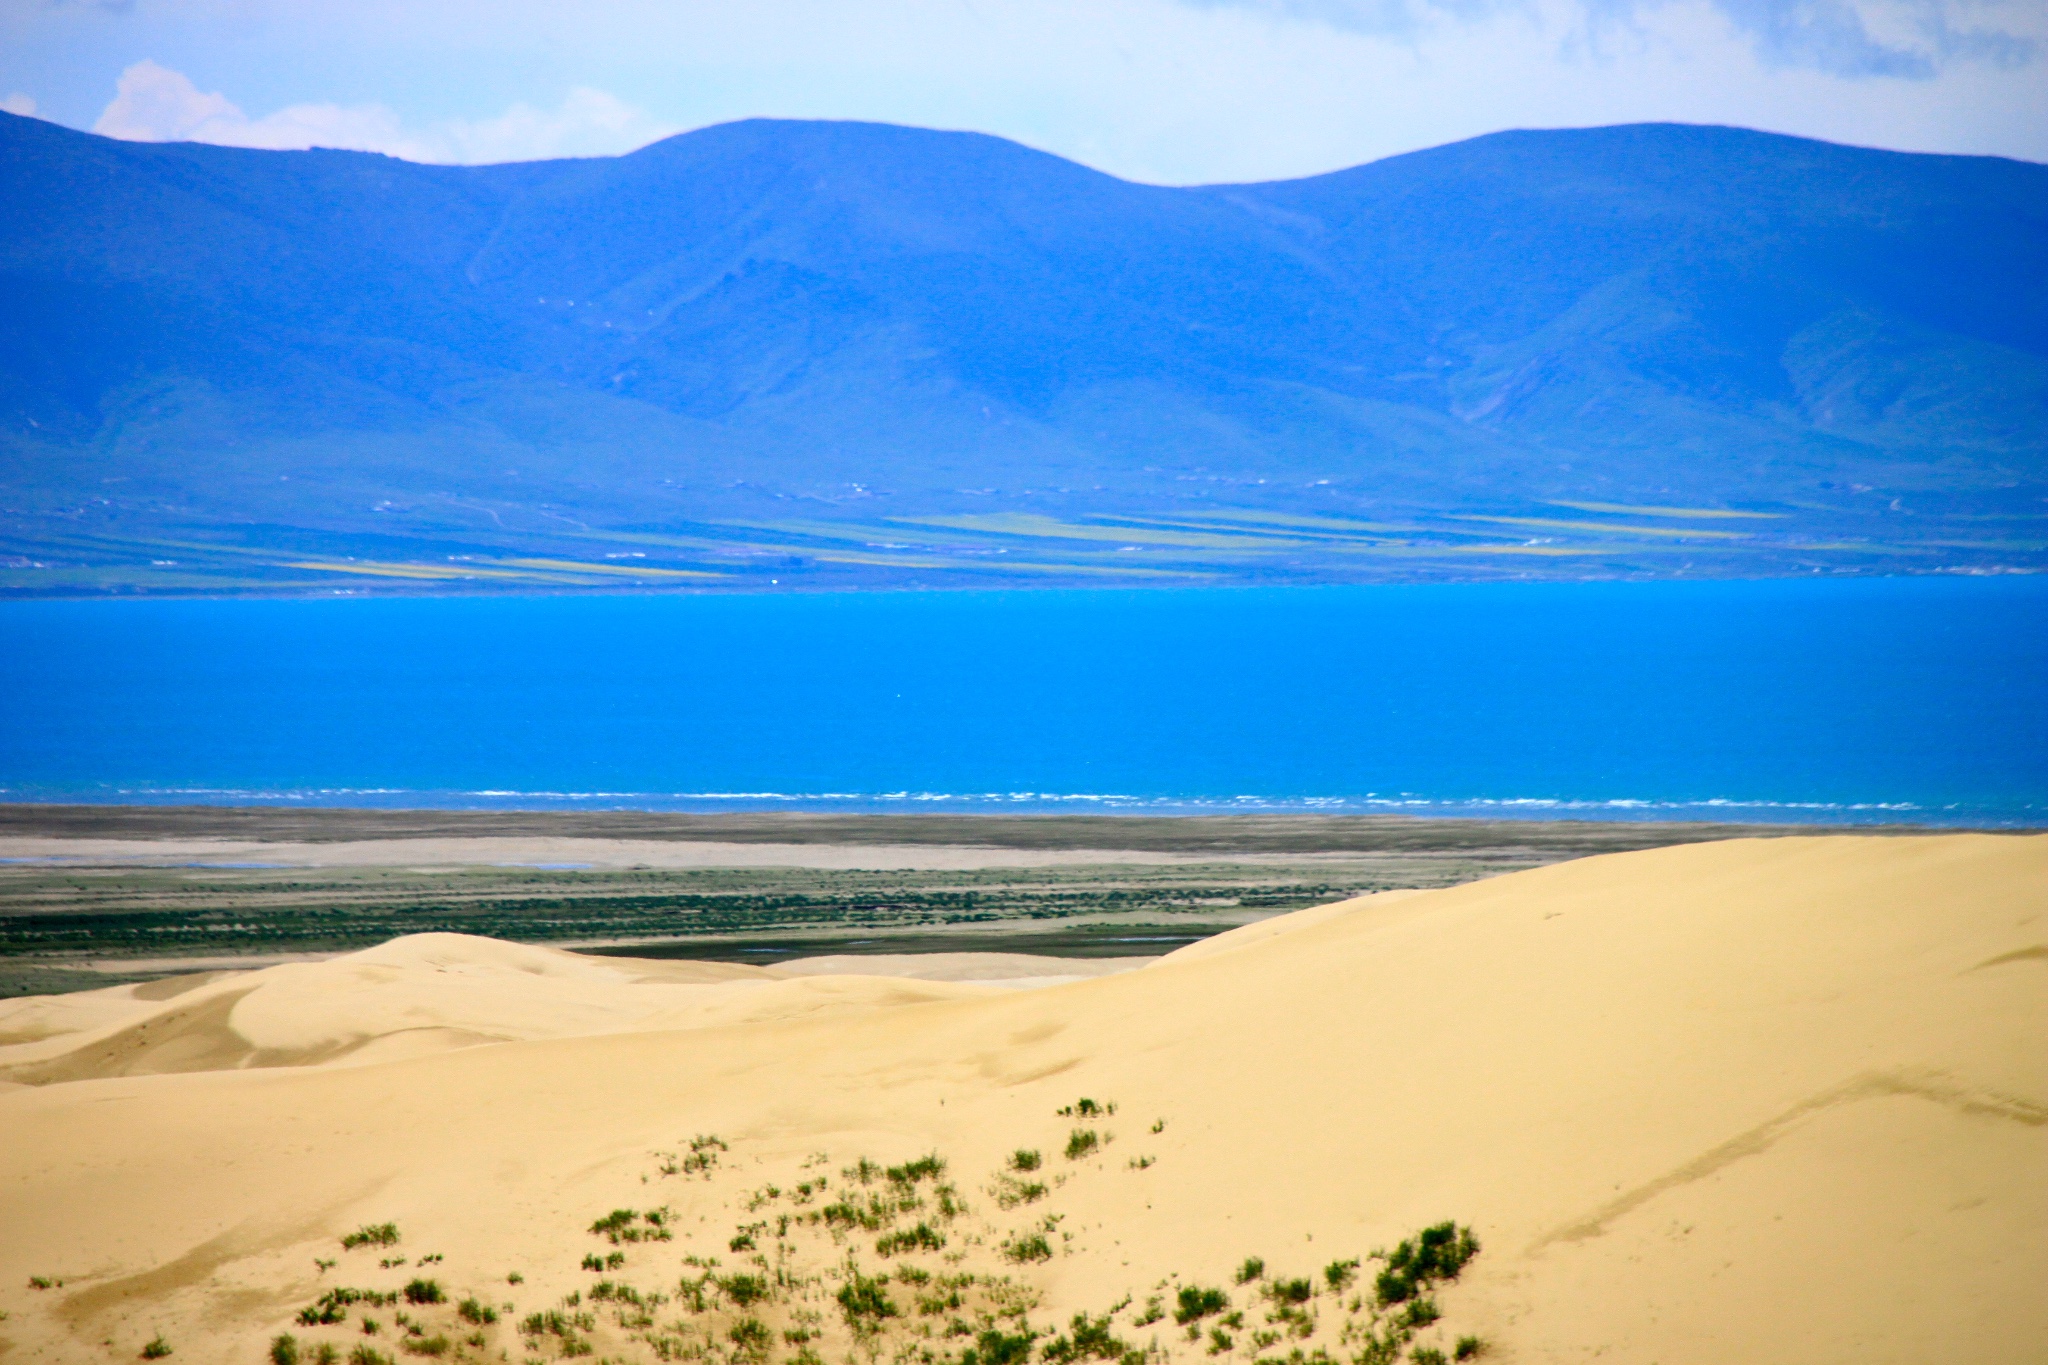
[3,113,2044,593]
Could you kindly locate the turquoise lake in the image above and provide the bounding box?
[2,576,2044,824]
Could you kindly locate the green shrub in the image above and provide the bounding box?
[139,1338,173,1360]
[1452,1337,1485,1360]
[1234,1258,1265,1285]
[876,1223,947,1256]
[270,1335,300,1365]
[298,1287,391,1326]
[1063,1130,1099,1161]
[886,1154,946,1185]
[27,1277,59,1290]
[1173,1286,1229,1325]
[836,1270,898,1324]
[309,1346,340,1365]
[1268,1277,1312,1305]
[401,1279,443,1306]
[720,1274,770,1307]
[1207,1328,1234,1355]
[1002,1233,1053,1263]
[1322,1259,1358,1291]
[1374,1223,1479,1307]
[347,1349,392,1365]
[589,1209,638,1242]
[1010,1149,1042,1172]
[730,1317,772,1358]
[340,1224,400,1250]
[455,1297,496,1325]
[1398,1299,1440,1330]
[397,1336,449,1358]
[1410,1350,1447,1365]
[1042,1312,1126,1365]
[962,1325,1037,1365]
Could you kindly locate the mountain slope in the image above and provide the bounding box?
[2,115,2044,593]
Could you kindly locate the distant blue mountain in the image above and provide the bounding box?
[1,114,2042,593]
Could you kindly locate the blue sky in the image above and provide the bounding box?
[2,0,2042,181]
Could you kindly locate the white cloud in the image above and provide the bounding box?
[89,59,673,163]
[1,93,36,117]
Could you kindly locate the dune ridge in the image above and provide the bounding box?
[0,834,2040,1364]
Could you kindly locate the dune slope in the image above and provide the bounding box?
[0,834,2040,1365]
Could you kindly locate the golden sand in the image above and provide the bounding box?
[0,834,2040,1363]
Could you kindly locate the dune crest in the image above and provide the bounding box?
[0,834,2040,1365]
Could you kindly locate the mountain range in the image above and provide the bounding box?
[2,112,2044,593]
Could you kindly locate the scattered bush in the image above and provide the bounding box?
[456,1297,496,1325]
[730,1318,772,1358]
[1398,1299,1440,1330]
[397,1335,449,1358]
[1002,1232,1053,1263]
[1010,1149,1042,1173]
[1373,1223,1478,1307]
[401,1279,443,1306]
[309,1346,339,1365]
[27,1277,59,1290]
[1268,1278,1312,1305]
[1410,1350,1447,1365]
[347,1349,392,1365]
[139,1338,173,1360]
[271,1335,301,1365]
[836,1270,898,1324]
[340,1224,400,1251]
[1174,1286,1229,1325]
[1208,1328,1234,1354]
[1235,1258,1265,1285]
[876,1223,946,1257]
[681,1135,727,1176]
[1322,1259,1359,1292]
[887,1154,946,1185]
[1043,1312,1127,1365]
[720,1274,770,1307]
[962,1325,1037,1365]
[298,1287,391,1326]
[1063,1130,1099,1161]
[1453,1337,1486,1360]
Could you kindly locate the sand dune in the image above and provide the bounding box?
[0,940,1149,1084]
[0,834,2040,1365]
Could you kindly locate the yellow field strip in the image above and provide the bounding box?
[1550,500,1783,520]
[897,514,1310,550]
[497,558,723,579]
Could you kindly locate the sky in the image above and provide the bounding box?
[1,0,2043,183]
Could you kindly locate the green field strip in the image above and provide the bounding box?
[1449,515,1752,540]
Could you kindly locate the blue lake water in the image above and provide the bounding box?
[2,577,2044,824]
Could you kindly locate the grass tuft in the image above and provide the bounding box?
[340,1224,399,1251]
